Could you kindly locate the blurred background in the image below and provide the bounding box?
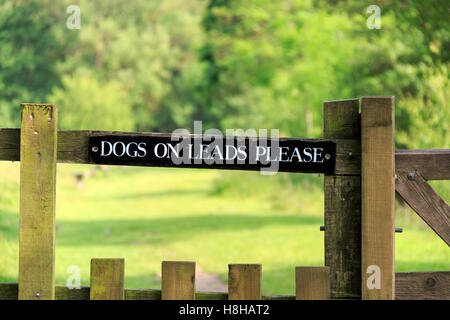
[0,0,448,294]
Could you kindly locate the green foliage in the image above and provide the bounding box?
[0,0,71,127]
[0,0,447,145]
[396,69,449,149]
[200,0,449,147]
[48,72,135,131]
[55,0,206,131]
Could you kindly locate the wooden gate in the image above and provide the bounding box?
[0,96,448,300]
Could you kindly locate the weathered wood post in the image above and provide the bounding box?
[18,104,58,300]
[323,99,361,299]
[228,264,262,300]
[161,261,196,300]
[90,258,125,300]
[361,96,395,300]
[296,266,330,300]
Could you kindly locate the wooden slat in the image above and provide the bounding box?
[90,258,125,300]
[18,104,58,300]
[0,283,298,300]
[323,99,361,139]
[323,99,361,299]
[3,273,447,300]
[228,264,262,300]
[0,128,20,161]
[361,96,395,300]
[125,288,161,300]
[324,176,361,298]
[195,292,228,300]
[395,272,450,300]
[161,261,196,300]
[396,149,450,180]
[396,170,450,245]
[56,286,90,300]
[2,130,447,177]
[0,283,18,300]
[296,266,330,300]
[0,128,361,175]
[263,294,296,300]
[334,138,361,175]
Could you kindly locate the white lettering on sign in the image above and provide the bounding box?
[90,135,335,174]
[154,142,167,158]
[101,141,147,158]
[100,140,326,164]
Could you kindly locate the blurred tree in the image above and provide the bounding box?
[0,0,447,150]
[0,0,71,126]
[53,0,205,131]
[201,0,449,149]
[48,71,135,131]
[315,0,449,148]
[201,0,362,137]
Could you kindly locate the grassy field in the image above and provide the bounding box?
[0,161,448,295]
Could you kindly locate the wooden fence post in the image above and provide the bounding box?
[296,266,330,300]
[161,261,196,300]
[90,258,125,300]
[228,264,262,300]
[323,99,361,299]
[361,96,395,300]
[18,104,58,300]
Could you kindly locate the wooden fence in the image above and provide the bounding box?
[0,97,448,300]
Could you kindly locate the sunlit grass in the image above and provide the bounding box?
[0,161,448,295]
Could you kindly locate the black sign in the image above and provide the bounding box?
[88,135,336,174]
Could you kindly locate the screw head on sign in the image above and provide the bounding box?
[92,146,99,153]
[36,292,40,297]
[425,277,436,288]
[324,154,331,160]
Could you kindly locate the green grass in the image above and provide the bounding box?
[0,162,448,295]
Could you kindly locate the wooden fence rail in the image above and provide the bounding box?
[0,266,448,300]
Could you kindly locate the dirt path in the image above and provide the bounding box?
[157,265,228,292]
[195,266,228,292]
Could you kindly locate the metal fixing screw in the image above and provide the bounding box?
[426,277,436,288]
[92,146,99,153]
[407,172,415,180]
[324,154,331,160]
[36,292,40,297]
